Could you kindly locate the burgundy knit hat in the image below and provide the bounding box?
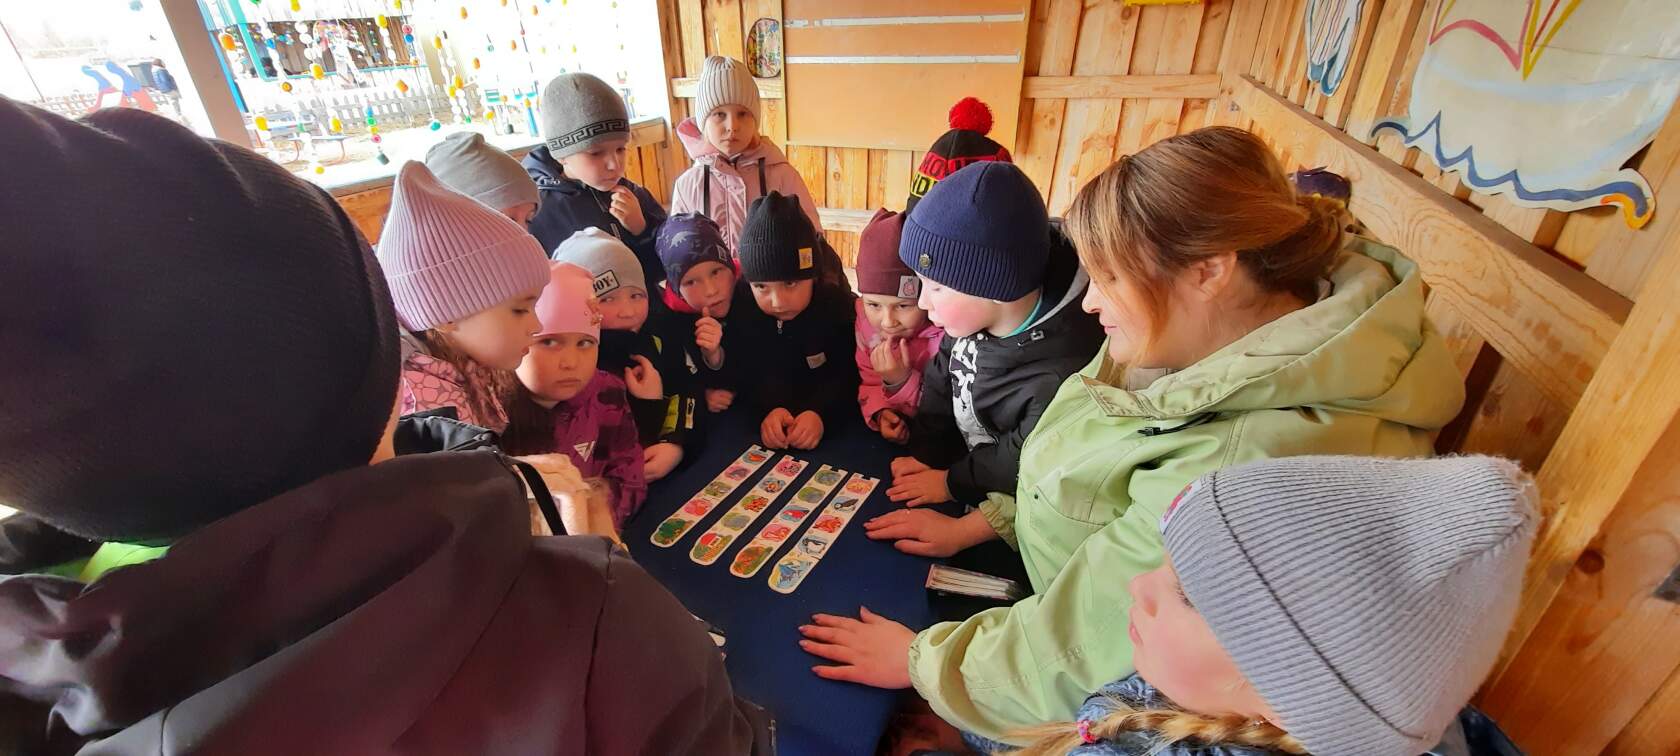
[854,208,920,299]
[0,98,400,541]
[906,97,1013,213]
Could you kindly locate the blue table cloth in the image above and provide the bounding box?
[623,409,937,756]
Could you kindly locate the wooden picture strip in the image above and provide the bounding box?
[649,445,776,547]
[691,462,842,566]
[767,473,882,594]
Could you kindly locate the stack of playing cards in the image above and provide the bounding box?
[925,564,1028,602]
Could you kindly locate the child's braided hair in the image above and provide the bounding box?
[1006,695,1307,755]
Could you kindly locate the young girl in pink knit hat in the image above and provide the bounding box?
[500,263,647,533]
[377,161,553,433]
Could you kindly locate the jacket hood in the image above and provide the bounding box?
[675,117,792,168]
[0,452,531,751]
[1080,238,1465,430]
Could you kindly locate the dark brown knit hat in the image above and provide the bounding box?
[0,98,400,541]
[854,208,919,298]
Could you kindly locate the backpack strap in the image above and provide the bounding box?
[509,458,567,536]
[702,165,712,220]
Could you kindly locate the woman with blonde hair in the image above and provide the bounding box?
[800,126,1467,746]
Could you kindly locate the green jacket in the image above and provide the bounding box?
[907,239,1466,742]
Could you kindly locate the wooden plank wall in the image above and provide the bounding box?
[1194,3,1680,755]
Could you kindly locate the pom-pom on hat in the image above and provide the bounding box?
[906,97,1014,213]
[534,262,603,339]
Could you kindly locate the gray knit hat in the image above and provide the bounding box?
[539,72,630,158]
[423,132,539,213]
[554,227,646,296]
[1160,455,1538,756]
[695,56,761,123]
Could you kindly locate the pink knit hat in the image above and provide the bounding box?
[535,262,602,338]
[376,162,550,331]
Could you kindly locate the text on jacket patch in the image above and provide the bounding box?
[951,338,995,449]
[807,352,827,369]
[574,441,595,461]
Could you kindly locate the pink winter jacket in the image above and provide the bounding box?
[670,117,824,255]
[854,299,945,430]
[398,331,508,433]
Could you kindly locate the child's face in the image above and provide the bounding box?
[703,105,758,157]
[598,286,650,331]
[557,135,630,193]
[750,279,814,321]
[860,293,929,339]
[1128,558,1264,719]
[503,202,537,227]
[517,331,599,403]
[679,261,736,316]
[916,276,999,339]
[442,290,542,370]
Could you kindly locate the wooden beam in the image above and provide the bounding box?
[1234,75,1628,409]
[670,76,786,99]
[1022,73,1221,100]
[1012,0,1083,201]
[818,207,874,233]
[1047,0,1141,214]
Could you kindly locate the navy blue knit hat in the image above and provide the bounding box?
[900,161,1049,301]
[738,191,820,282]
[656,212,731,290]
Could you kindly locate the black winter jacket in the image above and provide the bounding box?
[909,226,1105,503]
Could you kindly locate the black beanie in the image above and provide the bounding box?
[906,97,1013,214]
[737,191,820,282]
[0,98,400,542]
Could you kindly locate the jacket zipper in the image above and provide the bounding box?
[1137,413,1218,437]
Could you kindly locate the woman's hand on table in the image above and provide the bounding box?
[800,607,914,689]
[862,508,993,557]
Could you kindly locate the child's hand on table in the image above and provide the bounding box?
[869,337,912,388]
[705,388,734,413]
[643,442,684,480]
[863,508,991,557]
[890,456,930,478]
[623,355,664,400]
[800,607,914,689]
[761,407,796,448]
[788,411,824,450]
[608,185,647,235]
[876,409,909,444]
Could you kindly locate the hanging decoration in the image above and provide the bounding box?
[1372,0,1680,229]
[1304,0,1365,97]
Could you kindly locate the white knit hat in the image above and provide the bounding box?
[1161,455,1539,756]
[695,56,760,123]
[376,162,550,331]
[554,227,646,297]
[422,132,539,213]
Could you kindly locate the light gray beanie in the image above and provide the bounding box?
[540,72,630,158]
[554,227,646,296]
[695,56,761,123]
[1160,455,1538,756]
[422,132,539,213]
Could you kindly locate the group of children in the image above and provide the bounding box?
[388,54,1048,542]
[369,56,1529,756]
